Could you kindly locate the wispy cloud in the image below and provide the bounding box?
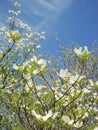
[9,0,73,31]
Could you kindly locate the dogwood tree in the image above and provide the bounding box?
[0,2,98,130]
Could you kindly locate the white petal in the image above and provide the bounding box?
[52,112,59,120]
[44,110,52,121]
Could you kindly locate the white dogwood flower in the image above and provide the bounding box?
[83,88,90,94]
[94,127,98,130]
[38,59,46,71]
[74,121,83,128]
[62,115,74,125]
[57,69,71,79]
[74,46,90,55]
[31,110,52,121]
[38,59,46,66]
[6,30,21,41]
[74,47,82,55]
[74,46,91,60]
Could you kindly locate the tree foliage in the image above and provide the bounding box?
[0,2,98,130]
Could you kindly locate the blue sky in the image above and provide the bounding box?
[0,0,98,55]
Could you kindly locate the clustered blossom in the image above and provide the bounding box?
[13,56,47,75]
[8,10,21,16]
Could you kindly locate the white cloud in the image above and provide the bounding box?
[36,0,57,12]
[9,0,73,31]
